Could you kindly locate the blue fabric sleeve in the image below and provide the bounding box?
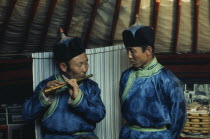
[167,80,186,139]
[70,83,106,123]
[119,69,131,102]
[119,74,124,103]
[22,78,53,121]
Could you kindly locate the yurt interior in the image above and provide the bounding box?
[0,0,210,139]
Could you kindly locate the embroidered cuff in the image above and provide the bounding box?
[69,89,84,107]
[39,91,52,106]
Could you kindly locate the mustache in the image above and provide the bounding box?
[80,73,86,77]
[130,60,135,63]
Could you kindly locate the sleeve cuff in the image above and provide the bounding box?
[69,89,84,107]
[39,91,52,106]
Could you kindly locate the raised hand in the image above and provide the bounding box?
[44,80,64,97]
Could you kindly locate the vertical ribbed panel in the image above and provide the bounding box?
[32,45,129,139]
[32,52,58,90]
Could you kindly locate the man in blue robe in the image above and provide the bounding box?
[119,25,186,139]
[22,31,106,139]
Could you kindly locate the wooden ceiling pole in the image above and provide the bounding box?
[84,0,100,48]
[37,0,58,52]
[173,0,181,54]
[131,0,141,26]
[64,0,77,36]
[193,0,200,54]
[109,0,122,46]
[18,0,41,53]
[0,0,17,47]
[152,0,160,37]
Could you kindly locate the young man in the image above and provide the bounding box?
[22,32,106,139]
[119,25,186,139]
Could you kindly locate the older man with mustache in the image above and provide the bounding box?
[22,30,105,139]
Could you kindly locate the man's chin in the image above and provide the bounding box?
[132,64,141,69]
[131,62,139,68]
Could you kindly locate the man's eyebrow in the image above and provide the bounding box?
[128,48,135,50]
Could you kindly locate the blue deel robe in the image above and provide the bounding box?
[119,57,186,139]
[22,74,106,139]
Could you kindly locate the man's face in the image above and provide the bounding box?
[126,47,149,69]
[65,53,89,79]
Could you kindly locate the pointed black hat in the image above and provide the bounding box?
[122,25,154,48]
[53,34,85,63]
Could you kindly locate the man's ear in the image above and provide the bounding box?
[59,62,67,72]
[146,46,153,56]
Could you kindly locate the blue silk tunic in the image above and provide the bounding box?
[119,57,186,139]
[22,74,106,139]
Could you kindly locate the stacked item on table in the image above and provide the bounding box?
[183,102,210,135]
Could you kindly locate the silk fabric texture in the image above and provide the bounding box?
[22,74,106,139]
[119,57,186,139]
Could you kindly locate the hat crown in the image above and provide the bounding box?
[122,25,154,48]
[61,32,68,40]
[127,25,144,36]
[60,28,72,46]
[53,28,85,63]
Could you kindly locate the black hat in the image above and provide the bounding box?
[53,35,85,63]
[122,25,154,48]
